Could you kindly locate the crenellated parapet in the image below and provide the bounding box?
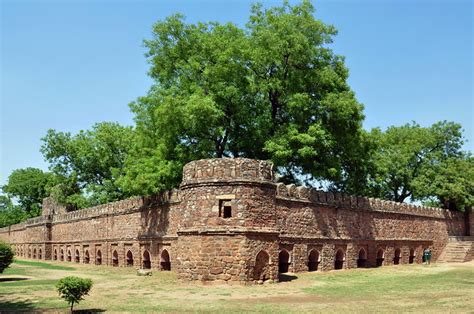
[50,190,180,224]
[0,190,181,231]
[0,222,27,233]
[275,183,457,219]
[181,158,275,188]
[1,157,470,283]
[26,216,51,226]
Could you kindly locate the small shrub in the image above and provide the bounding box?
[56,276,93,312]
[0,242,14,273]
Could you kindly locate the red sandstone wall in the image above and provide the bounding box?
[179,158,277,231]
[275,184,465,266]
[0,225,27,243]
[44,192,182,243]
[177,184,277,231]
[175,232,279,283]
[277,200,465,240]
[175,234,247,282]
[0,192,183,269]
[0,158,469,283]
[51,211,142,242]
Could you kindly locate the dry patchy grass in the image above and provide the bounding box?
[0,258,473,313]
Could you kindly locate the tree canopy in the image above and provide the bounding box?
[0,195,28,228]
[40,122,134,208]
[0,1,472,226]
[366,121,473,210]
[2,168,59,215]
[120,0,368,195]
[413,154,474,211]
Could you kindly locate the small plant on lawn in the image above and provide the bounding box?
[0,241,14,273]
[56,276,93,312]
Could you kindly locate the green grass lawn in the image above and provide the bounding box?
[1,258,473,313]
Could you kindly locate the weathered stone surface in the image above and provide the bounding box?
[137,269,152,276]
[0,158,470,284]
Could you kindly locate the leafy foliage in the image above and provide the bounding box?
[0,1,472,221]
[414,155,474,211]
[2,168,59,215]
[0,241,14,273]
[367,121,467,206]
[56,276,93,312]
[0,195,28,228]
[41,122,134,208]
[120,0,368,195]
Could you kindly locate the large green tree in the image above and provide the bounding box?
[2,168,59,215]
[367,121,467,204]
[41,122,134,208]
[413,154,474,211]
[120,0,368,195]
[0,195,28,228]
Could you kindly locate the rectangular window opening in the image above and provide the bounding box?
[223,206,232,218]
[219,200,232,218]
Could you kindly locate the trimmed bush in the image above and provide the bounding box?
[56,276,93,312]
[0,242,14,273]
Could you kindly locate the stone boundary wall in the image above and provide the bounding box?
[0,176,464,241]
[0,190,180,235]
[0,157,470,284]
[0,158,458,235]
[276,183,458,219]
[52,190,180,224]
[0,181,465,240]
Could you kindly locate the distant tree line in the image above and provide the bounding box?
[1,1,472,227]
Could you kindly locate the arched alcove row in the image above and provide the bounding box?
[17,242,425,277]
[293,245,422,271]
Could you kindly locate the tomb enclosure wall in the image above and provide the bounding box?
[0,158,469,283]
[275,184,465,270]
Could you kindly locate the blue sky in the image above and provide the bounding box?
[1,0,473,184]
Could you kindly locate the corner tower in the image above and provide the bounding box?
[175,158,279,283]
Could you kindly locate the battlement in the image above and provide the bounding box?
[51,190,180,224]
[0,158,460,233]
[181,158,274,188]
[1,158,470,284]
[0,222,27,233]
[0,190,180,233]
[275,183,456,219]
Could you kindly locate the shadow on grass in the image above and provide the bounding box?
[0,277,29,282]
[279,274,298,282]
[14,259,75,271]
[74,309,106,313]
[0,297,36,311]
